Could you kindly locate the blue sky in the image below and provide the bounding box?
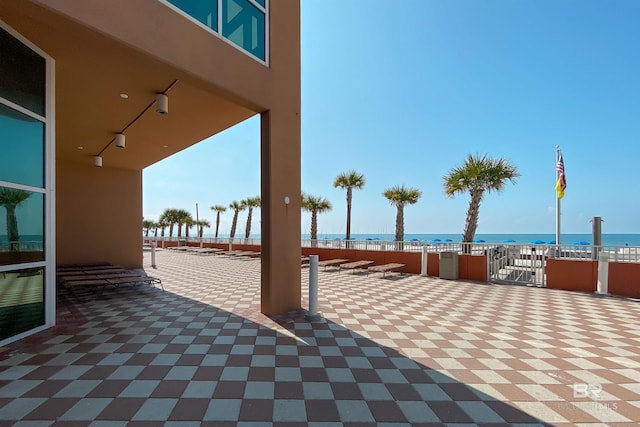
[143,0,640,236]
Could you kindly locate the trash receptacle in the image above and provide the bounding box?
[439,251,459,280]
[178,239,187,247]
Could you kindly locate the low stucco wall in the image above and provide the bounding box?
[546,259,597,293]
[608,262,640,298]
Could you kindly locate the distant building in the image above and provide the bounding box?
[0,0,301,345]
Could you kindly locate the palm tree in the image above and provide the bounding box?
[174,209,193,238]
[383,185,422,247]
[243,196,261,240]
[157,216,169,237]
[0,188,31,251]
[184,217,194,238]
[333,170,365,244]
[228,200,246,239]
[210,205,227,240]
[196,219,211,238]
[302,193,332,247]
[443,153,520,247]
[142,219,155,237]
[160,208,181,237]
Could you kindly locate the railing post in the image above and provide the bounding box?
[597,252,609,294]
[305,255,321,321]
[151,240,157,268]
[421,246,428,277]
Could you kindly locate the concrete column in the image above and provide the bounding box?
[421,246,428,276]
[597,252,609,294]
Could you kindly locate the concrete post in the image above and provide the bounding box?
[421,246,428,277]
[305,255,321,321]
[597,251,609,294]
[151,240,157,268]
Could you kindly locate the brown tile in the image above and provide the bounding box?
[96,397,146,420]
[385,383,423,401]
[275,355,299,367]
[114,343,144,353]
[274,381,304,399]
[485,401,541,423]
[367,400,407,422]
[192,366,223,380]
[124,353,156,365]
[305,399,340,422]
[238,399,273,421]
[248,367,275,381]
[330,382,363,400]
[321,356,348,368]
[86,380,130,398]
[212,381,246,398]
[300,367,329,382]
[440,383,482,401]
[226,355,252,366]
[135,365,171,380]
[23,397,78,420]
[79,366,118,380]
[150,380,188,398]
[16,354,57,365]
[367,356,396,369]
[22,365,64,380]
[176,354,205,366]
[168,398,210,421]
[23,380,71,397]
[209,344,233,354]
[350,368,381,383]
[427,401,473,423]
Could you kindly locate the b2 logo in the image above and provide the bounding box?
[573,383,602,399]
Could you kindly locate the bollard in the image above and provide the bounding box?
[305,255,321,321]
[597,251,609,294]
[421,246,428,276]
[151,240,157,268]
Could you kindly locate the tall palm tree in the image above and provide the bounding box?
[243,196,261,240]
[157,216,169,237]
[302,193,332,247]
[443,153,520,245]
[142,219,155,237]
[174,209,193,238]
[196,219,211,238]
[210,205,227,239]
[333,170,365,243]
[228,200,246,239]
[383,185,422,246]
[184,217,194,238]
[0,188,31,251]
[160,208,181,237]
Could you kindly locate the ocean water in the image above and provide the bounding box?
[303,233,640,246]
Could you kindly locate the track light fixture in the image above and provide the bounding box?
[115,133,126,148]
[155,93,168,115]
[94,155,103,167]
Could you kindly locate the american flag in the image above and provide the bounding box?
[555,153,566,199]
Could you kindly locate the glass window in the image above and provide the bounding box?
[253,0,266,8]
[222,0,266,61]
[0,103,44,188]
[0,266,44,341]
[0,26,45,117]
[0,188,44,266]
[167,0,219,31]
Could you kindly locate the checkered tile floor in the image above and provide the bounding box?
[1,249,639,426]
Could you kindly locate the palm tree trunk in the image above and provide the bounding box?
[245,207,253,240]
[462,190,483,252]
[311,210,318,247]
[230,212,238,239]
[199,225,204,238]
[6,206,19,251]
[395,205,404,250]
[346,188,352,247]
[178,223,183,238]
[169,224,174,238]
[215,213,221,239]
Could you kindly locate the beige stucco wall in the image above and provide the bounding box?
[56,160,142,269]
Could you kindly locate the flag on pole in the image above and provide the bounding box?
[555,152,566,199]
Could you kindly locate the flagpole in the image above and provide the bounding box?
[555,145,561,245]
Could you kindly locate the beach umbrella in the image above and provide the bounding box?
[410,238,419,241]
[502,239,516,243]
[546,239,556,244]
[529,239,545,244]
[572,240,590,245]
[366,238,373,241]
[432,238,442,242]
[443,239,453,242]
[474,239,485,243]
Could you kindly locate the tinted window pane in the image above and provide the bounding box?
[0,26,45,116]
[0,188,44,265]
[167,0,219,31]
[223,0,266,60]
[0,266,44,341]
[254,0,266,8]
[0,103,44,188]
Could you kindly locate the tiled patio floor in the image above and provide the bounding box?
[1,249,639,426]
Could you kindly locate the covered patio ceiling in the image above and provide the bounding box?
[1,1,258,170]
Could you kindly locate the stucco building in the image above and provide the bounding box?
[0,0,301,345]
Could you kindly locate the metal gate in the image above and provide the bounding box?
[487,245,546,286]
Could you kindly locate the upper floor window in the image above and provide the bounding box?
[165,0,267,62]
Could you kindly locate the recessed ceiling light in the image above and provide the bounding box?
[77,146,83,150]
[162,145,169,148]
[119,93,129,99]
